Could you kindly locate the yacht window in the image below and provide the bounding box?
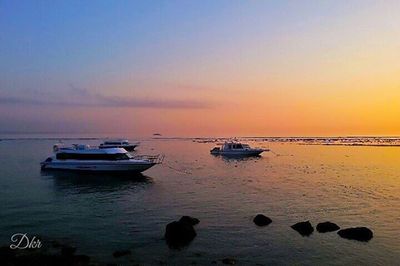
[104,141,123,145]
[113,153,131,160]
[56,153,130,160]
[236,144,243,149]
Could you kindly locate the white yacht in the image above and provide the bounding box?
[210,141,268,156]
[99,139,139,152]
[41,144,163,173]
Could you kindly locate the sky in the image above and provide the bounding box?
[0,0,399,137]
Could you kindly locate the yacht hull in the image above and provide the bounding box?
[41,161,155,173]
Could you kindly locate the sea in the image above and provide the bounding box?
[0,134,399,265]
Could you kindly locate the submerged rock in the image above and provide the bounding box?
[291,221,314,236]
[0,245,91,266]
[316,222,340,233]
[222,257,236,265]
[253,214,272,226]
[337,227,373,241]
[61,245,77,256]
[51,240,62,248]
[165,220,197,248]
[179,216,200,226]
[0,246,15,262]
[113,249,131,258]
[72,254,90,265]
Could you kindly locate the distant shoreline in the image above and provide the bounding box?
[2,136,400,147]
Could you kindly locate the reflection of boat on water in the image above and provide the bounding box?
[210,141,269,157]
[41,170,153,194]
[99,139,139,152]
[41,144,163,173]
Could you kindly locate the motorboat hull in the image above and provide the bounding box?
[41,161,155,173]
[211,150,265,157]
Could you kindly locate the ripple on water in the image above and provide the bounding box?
[0,140,399,264]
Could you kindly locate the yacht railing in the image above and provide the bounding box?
[132,154,165,164]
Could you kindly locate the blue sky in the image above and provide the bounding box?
[1,0,361,89]
[1,1,399,135]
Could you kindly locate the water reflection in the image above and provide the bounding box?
[1,139,398,265]
[213,154,265,162]
[41,170,153,194]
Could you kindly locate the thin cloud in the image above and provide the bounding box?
[0,92,212,109]
[68,83,93,97]
[95,95,211,109]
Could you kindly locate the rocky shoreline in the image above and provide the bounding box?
[1,215,373,265]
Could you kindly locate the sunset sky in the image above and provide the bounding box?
[1,0,399,137]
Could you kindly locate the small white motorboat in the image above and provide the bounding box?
[41,144,163,173]
[99,139,139,152]
[210,141,268,156]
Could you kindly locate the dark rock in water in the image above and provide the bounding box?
[165,220,197,248]
[317,222,340,233]
[72,254,91,265]
[0,246,16,262]
[0,245,91,266]
[338,227,373,241]
[113,249,131,258]
[291,221,314,236]
[253,214,272,226]
[179,215,200,226]
[222,257,236,265]
[51,240,62,248]
[61,245,77,256]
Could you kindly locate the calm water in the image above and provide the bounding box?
[0,137,399,265]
